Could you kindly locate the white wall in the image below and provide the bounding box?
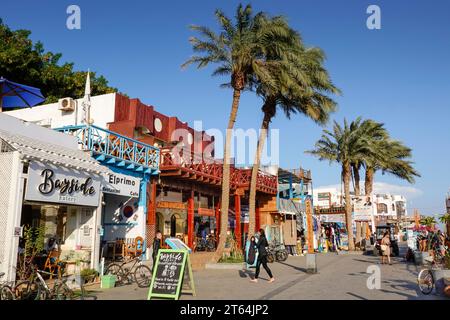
[0,151,24,282]
[103,194,145,241]
[5,93,116,130]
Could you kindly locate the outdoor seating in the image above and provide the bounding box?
[124,236,144,258]
[43,250,64,279]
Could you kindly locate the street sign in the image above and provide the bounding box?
[147,249,195,300]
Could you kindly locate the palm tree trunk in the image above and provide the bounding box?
[364,166,374,195]
[248,111,271,236]
[216,88,241,259]
[343,162,355,251]
[352,163,360,196]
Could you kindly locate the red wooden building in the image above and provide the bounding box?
[107,94,277,250]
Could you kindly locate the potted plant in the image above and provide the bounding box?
[80,268,99,284]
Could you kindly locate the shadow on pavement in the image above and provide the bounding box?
[276,261,307,273]
[346,292,368,300]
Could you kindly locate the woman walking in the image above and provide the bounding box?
[380,231,392,265]
[250,229,275,283]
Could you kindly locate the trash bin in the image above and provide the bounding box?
[101,275,116,289]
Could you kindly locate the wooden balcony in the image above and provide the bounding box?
[160,148,277,194]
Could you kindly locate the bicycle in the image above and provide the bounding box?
[0,272,15,300]
[417,248,447,295]
[104,255,152,288]
[267,241,288,263]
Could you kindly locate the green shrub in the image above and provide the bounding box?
[80,268,99,278]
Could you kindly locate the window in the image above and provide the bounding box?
[377,203,388,214]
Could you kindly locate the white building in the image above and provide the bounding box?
[5,93,116,129]
[374,194,408,219]
[0,113,108,281]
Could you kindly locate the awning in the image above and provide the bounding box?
[0,128,110,174]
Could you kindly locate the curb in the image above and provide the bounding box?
[205,263,246,270]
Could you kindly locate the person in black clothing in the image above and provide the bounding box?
[152,231,162,272]
[250,229,274,283]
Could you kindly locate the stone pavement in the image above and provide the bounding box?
[91,251,447,300]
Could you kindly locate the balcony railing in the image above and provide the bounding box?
[160,148,277,194]
[55,125,160,174]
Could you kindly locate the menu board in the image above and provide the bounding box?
[148,249,190,300]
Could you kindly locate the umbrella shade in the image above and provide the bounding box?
[0,77,45,109]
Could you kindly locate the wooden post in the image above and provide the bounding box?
[215,197,220,239]
[234,194,241,249]
[355,221,362,249]
[305,198,314,254]
[187,191,195,249]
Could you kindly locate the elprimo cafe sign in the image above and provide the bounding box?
[25,162,101,207]
[101,173,140,198]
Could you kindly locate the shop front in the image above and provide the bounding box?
[23,162,103,272]
[102,172,144,240]
[0,118,108,281]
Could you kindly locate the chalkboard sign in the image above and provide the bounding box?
[147,249,195,300]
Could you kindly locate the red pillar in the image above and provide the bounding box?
[255,204,261,232]
[187,191,195,248]
[215,198,220,238]
[234,194,241,249]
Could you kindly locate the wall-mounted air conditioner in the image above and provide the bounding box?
[58,97,75,112]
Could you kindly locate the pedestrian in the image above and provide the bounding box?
[250,229,275,283]
[380,231,392,265]
[247,236,257,265]
[152,231,162,272]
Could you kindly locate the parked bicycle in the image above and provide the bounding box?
[104,255,152,288]
[417,247,447,295]
[194,235,216,252]
[0,272,15,300]
[267,241,288,263]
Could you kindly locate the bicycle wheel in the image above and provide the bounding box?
[104,263,124,285]
[276,250,288,262]
[54,282,75,300]
[14,280,42,300]
[134,265,152,288]
[0,285,15,300]
[417,269,434,295]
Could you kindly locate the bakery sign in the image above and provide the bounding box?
[102,173,140,198]
[25,162,101,207]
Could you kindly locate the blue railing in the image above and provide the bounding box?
[55,125,160,175]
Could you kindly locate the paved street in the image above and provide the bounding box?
[91,250,446,300]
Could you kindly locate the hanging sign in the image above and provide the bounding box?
[197,208,214,217]
[25,162,101,207]
[352,195,374,221]
[147,249,195,300]
[102,173,140,198]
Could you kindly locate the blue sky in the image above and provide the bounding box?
[2,0,450,217]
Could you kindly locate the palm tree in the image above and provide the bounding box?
[247,24,340,236]
[349,120,388,196]
[307,118,377,251]
[182,4,295,254]
[364,138,420,195]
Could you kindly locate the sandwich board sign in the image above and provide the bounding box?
[147,249,195,300]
